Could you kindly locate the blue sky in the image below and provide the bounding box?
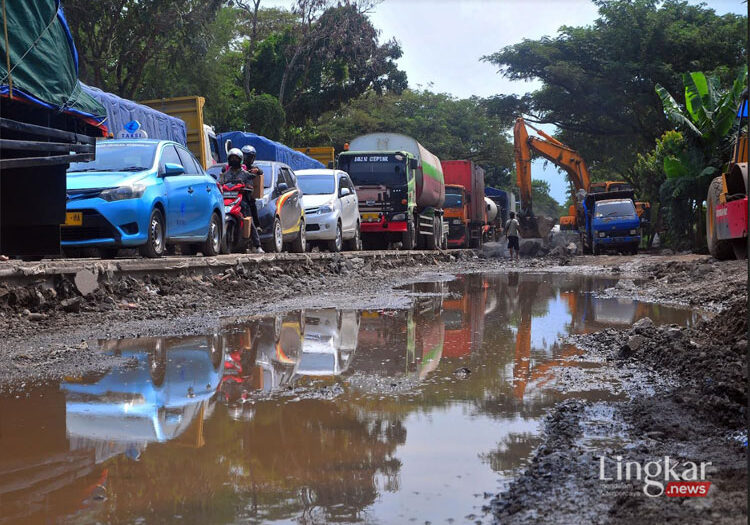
[265,0,747,203]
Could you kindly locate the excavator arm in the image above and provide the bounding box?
[513,118,591,236]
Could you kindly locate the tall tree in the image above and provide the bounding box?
[65,0,222,98]
[482,0,746,181]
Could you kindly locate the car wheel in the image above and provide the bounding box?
[328,222,343,252]
[345,223,362,251]
[291,219,306,253]
[149,340,167,387]
[269,216,283,253]
[202,212,222,256]
[140,208,165,258]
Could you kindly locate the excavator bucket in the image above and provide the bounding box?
[518,214,554,239]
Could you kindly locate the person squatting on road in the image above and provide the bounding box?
[505,211,520,261]
[221,148,263,253]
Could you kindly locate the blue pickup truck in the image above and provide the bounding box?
[580,191,641,255]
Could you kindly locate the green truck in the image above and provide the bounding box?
[337,133,447,250]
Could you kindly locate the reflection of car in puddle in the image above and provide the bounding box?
[298,309,360,377]
[62,335,223,445]
[219,311,304,409]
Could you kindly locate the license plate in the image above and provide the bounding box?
[362,213,380,222]
[64,212,82,226]
[224,191,238,198]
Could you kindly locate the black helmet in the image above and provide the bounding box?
[241,145,256,166]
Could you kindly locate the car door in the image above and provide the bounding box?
[159,145,192,238]
[340,175,357,234]
[278,167,302,234]
[176,147,211,237]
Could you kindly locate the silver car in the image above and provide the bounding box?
[296,169,361,251]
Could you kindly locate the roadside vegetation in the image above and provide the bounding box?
[64,0,746,249]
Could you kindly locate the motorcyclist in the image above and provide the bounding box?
[220,148,263,253]
[241,145,263,232]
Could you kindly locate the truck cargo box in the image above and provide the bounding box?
[81,84,187,145]
[441,160,486,224]
[348,133,445,208]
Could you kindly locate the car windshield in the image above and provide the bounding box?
[339,154,407,186]
[256,163,273,188]
[444,189,463,208]
[297,175,335,195]
[595,200,636,218]
[68,142,157,172]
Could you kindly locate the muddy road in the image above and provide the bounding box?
[0,251,745,524]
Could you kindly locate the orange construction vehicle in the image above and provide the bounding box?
[513,118,590,237]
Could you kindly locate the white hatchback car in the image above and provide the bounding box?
[296,169,361,252]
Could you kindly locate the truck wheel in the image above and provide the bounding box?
[425,216,438,250]
[706,176,734,260]
[290,219,306,253]
[328,222,343,252]
[140,208,165,258]
[202,212,222,256]
[402,218,416,250]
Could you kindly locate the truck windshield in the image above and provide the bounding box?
[297,175,335,195]
[68,142,157,172]
[444,189,463,208]
[340,155,407,186]
[594,200,636,218]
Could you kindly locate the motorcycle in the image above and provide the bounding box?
[221,182,253,253]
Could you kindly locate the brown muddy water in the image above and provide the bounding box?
[0,273,699,524]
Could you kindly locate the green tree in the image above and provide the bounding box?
[309,89,515,188]
[482,0,746,184]
[65,0,222,98]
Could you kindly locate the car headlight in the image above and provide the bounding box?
[391,213,406,221]
[100,183,146,202]
[318,205,334,214]
[598,232,606,238]
[630,229,637,235]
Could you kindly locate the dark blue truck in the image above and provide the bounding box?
[580,190,641,255]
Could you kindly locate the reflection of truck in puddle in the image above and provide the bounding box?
[62,335,223,445]
[353,289,445,379]
[441,276,495,358]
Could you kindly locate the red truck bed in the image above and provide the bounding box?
[441,160,486,224]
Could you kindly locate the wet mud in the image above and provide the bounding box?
[0,252,745,524]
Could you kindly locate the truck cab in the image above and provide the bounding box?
[584,196,641,255]
[337,151,417,245]
[444,184,469,247]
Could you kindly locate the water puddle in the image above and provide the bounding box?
[0,273,699,524]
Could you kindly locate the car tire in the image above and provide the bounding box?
[202,212,222,256]
[264,216,283,253]
[140,208,165,258]
[149,340,167,387]
[345,223,362,251]
[291,219,306,253]
[328,222,343,252]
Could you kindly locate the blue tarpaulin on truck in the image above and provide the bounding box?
[81,84,187,145]
[217,132,324,171]
[485,186,507,198]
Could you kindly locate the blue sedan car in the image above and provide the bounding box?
[64,139,224,258]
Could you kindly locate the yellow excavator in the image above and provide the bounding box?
[513,118,590,238]
[514,118,650,238]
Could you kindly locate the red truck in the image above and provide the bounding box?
[441,160,486,248]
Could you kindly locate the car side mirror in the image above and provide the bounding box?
[277,182,289,193]
[163,163,185,176]
[340,187,351,197]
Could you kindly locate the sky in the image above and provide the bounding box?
[264,0,747,203]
